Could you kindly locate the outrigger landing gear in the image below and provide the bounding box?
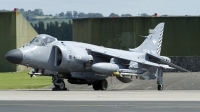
[157,84,163,91]
[52,76,68,91]
[157,68,163,91]
[92,79,108,91]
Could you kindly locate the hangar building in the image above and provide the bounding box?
[73,17,200,56]
[0,12,37,72]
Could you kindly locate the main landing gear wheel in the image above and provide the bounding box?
[92,84,100,90]
[100,79,108,90]
[157,84,163,91]
[92,79,108,91]
[52,77,67,91]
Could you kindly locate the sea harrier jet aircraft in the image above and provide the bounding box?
[5,23,189,91]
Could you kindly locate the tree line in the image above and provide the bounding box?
[30,21,72,41]
[7,8,134,20]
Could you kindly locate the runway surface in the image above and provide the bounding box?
[1,90,200,112]
[1,90,200,101]
[1,101,200,112]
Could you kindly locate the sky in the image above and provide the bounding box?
[1,0,200,16]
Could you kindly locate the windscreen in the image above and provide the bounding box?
[27,34,57,46]
[42,36,56,45]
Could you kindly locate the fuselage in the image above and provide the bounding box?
[19,40,147,73]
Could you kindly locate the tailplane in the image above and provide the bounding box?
[129,23,164,55]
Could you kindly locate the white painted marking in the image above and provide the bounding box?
[152,39,157,44]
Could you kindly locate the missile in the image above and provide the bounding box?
[113,72,137,77]
[91,63,119,74]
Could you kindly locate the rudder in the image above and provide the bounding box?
[129,23,165,55]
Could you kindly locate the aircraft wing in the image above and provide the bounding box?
[86,47,175,70]
[146,53,190,72]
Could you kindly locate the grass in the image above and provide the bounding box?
[0,72,52,89]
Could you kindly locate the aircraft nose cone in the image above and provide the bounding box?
[5,49,23,64]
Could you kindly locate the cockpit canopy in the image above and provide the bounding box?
[27,34,57,46]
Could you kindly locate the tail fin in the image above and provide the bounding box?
[129,23,164,55]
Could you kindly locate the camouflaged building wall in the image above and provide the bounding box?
[73,17,200,56]
[0,12,37,72]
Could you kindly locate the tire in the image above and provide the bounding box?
[99,79,108,90]
[53,79,65,90]
[57,79,65,90]
[92,84,100,90]
[157,84,163,91]
[92,81,100,90]
[52,87,59,91]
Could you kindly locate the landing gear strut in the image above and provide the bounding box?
[92,79,108,91]
[52,76,67,91]
[157,68,163,91]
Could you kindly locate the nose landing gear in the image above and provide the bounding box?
[52,76,68,91]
